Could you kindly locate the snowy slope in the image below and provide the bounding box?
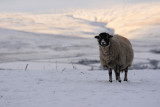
[0,2,160,38]
[0,27,159,70]
[0,28,99,63]
[0,2,160,68]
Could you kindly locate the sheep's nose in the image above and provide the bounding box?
[101,42,106,45]
[101,39,106,45]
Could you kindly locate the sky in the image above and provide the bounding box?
[0,0,160,13]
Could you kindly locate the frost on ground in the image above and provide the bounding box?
[0,66,160,107]
[0,65,160,107]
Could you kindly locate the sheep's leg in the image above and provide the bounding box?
[114,67,118,80]
[108,68,112,82]
[117,67,121,83]
[124,67,128,81]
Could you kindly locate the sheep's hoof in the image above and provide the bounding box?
[118,80,121,83]
[109,80,112,83]
[124,78,128,81]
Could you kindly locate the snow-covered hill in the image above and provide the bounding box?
[0,2,160,69]
[0,2,160,38]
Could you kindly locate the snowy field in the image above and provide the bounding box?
[0,0,160,107]
[0,68,160,107]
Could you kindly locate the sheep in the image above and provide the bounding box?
[95,32,134,82]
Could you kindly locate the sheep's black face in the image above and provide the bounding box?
[95,32,113,47]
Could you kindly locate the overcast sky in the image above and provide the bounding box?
[0,0,159,13]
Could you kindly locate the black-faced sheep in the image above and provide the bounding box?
[95,32,134,82]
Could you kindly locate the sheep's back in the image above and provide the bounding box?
[111,35,134,69]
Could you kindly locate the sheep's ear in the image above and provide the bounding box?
[95,36,99,39]
[108,34,113,38]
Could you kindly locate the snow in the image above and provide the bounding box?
[0,66,160,107]
[0,2,160,38]
[0,1,160,107]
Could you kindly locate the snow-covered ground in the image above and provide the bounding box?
[0,1,160,107]
[0,67,160,107]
